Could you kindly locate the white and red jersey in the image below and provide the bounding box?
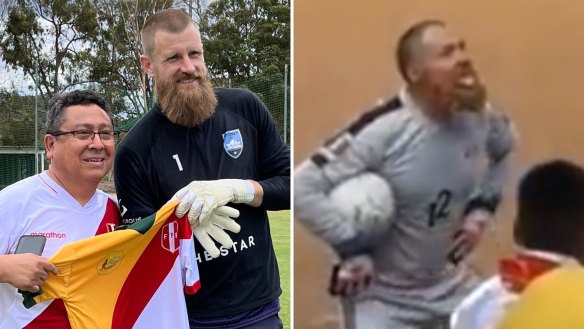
[0,171,120,328]
[20,201,200,329]
[450,250,580,329]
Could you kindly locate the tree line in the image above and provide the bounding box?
[0,0,290,146]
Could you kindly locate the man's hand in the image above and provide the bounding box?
[0,254,58,292]
[192,206,241,258]
[329,254,374,297]
[172,179,255,226]
[449,209,491,264]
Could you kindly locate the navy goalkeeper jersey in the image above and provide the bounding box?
[114,88,290,318]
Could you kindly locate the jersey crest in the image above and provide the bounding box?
[222,129,244,159]
[161,221,179,253]
[97,251,124,275]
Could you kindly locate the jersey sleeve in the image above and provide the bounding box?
[114,145,157,224]
[450,301,472,329]
[23,251,73,309]
[178,214,200,295]
[0,193,22,254]
[450,285,486,329]
[465,107,518,216]
[294,99,401,257]
[450,277,513,329]
[250,92,290,211]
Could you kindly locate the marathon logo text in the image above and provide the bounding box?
[29,232,67,239]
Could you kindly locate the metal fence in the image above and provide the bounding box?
[0,66,290,189]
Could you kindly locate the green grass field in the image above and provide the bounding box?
[269,210,291,328]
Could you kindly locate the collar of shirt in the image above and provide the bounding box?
[499,248,581,293]
[517,248,580,266]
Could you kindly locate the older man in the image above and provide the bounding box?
[295,20,517,329]
[0,90,121,327]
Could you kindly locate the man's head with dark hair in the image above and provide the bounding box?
[45,90,113,132]
[44,89,116,195]
[514,160,584,262]
[395,20,486,117]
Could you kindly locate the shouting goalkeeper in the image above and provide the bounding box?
[114,9,290,329]
[294,20,517,329]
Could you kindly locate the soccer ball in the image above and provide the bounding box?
[330,172,396,237]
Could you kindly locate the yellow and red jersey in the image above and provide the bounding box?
[23,200,199,329]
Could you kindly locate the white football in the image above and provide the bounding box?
[330,172,396,237]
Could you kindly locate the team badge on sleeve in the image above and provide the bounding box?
[222,129,244,159]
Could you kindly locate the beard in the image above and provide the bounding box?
[155,70,218,128]
[452,80,488,113]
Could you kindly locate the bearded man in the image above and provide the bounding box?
[114,9,290,329]
[294,20,517,329]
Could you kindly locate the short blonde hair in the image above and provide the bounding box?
[141,9,196,58]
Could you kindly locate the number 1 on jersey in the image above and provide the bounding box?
[172,154,184,172]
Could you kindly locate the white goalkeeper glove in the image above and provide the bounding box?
[173,179,255,225]
[192,206,241,258]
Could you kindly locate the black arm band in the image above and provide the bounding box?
[463,194,501,216]
[333,234,374,259]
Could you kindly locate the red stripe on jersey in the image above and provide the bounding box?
[38,174,58,195]
[94,198,121,235]
[111,214,182,329]
[23,299,71,329]
[185,280,201,295]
